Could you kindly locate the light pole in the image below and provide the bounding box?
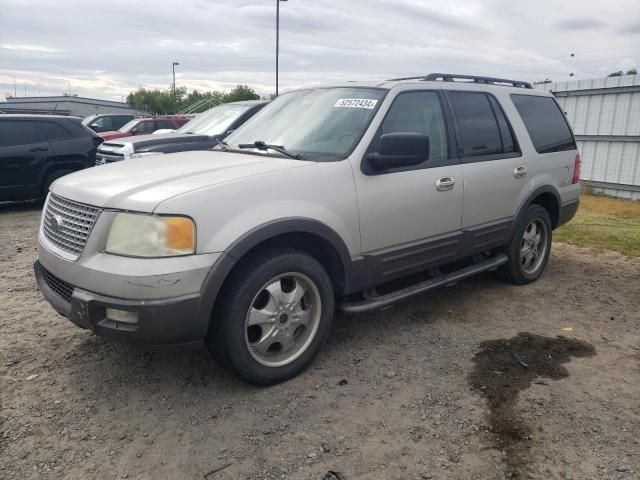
[172,61,180,114]
[276,0,287,96]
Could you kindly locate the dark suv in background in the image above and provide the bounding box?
[0,115,101,202]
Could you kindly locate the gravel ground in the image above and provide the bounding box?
[1,202,639,480]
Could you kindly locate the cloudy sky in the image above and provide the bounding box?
[1,0,639,101]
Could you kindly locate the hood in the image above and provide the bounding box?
[103,132,209,151]
[51,150,311,212]
[99,131,132,141]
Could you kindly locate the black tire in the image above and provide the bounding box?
[206,248,335,385]
[42,170,75,199]
[499,204,552,285]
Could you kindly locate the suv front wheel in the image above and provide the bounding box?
[500,204,552,285]
[208,248,335,385]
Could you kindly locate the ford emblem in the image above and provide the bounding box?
[50,214,64,232]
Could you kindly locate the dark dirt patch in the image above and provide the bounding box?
[468,332,595,478]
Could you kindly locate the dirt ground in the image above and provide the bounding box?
[1,202,639,480]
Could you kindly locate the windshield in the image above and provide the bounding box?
[118,119,139,132]
[224,87,386,159]
[178,104,255,135]
[81,116,96,126]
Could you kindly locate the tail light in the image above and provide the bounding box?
[572,154,581,184]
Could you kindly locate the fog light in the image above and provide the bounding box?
[106,308,139,324]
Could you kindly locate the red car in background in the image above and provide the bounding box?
[99,116,189,141]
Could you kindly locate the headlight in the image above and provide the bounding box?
[106,213,195,257]
[130,151,163,159]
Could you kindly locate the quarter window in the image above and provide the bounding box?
[375,91,449,161]
[0,121,39,147]
[511,95,576,154]
[37,121,72,141]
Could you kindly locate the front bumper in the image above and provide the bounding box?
[35,260,208,351]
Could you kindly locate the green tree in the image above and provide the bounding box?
[607,69,637,77]
[126,85,260,114]
[223,85,260,103]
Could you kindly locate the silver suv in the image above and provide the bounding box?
[35,73,581,385]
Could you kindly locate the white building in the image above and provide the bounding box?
[0,95,144,118]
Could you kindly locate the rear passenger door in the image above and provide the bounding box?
[447,90,530,252]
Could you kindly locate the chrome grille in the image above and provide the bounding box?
[95,151,124,165]
[37,262,74,303]
[42,194,101,258]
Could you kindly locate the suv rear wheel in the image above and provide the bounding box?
[500,204,552,284]
[207,248,335,385]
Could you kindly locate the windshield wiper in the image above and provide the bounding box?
[215,138,229,151]
[237,140,300,160]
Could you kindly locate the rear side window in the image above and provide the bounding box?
[449,92,503,157]
[155,120,174,130]
[511,95,576,153]
[0,121,39,147]
[37,121,72,141]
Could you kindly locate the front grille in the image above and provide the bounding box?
[96,147,124,165]
[38,263,74,303]
[42,194,101,258]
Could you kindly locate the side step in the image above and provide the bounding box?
[337,254,508,313]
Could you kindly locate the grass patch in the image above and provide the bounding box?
[554,193,640,256]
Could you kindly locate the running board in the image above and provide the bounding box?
[337,254,508,313]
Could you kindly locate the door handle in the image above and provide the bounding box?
[435,176,455,191]
[30,147,49,152]
[514,166,527,179]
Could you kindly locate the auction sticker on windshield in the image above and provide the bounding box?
[334,98,378,109]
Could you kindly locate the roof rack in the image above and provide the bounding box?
[387,73,533,89]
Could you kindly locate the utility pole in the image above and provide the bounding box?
[276,0,288,96]
[172,61,180,114]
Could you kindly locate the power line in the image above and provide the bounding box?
[496,53,640,76]
[486,43,640,74]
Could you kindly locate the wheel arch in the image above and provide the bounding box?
[198,218,354,329]
[514,185,561,230]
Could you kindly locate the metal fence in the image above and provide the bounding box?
[537,75,640,200]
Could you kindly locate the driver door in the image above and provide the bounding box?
[352,90,464,282]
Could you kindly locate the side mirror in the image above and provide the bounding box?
[89,123,99,130]
[367,133,429,171]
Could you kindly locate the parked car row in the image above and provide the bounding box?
[95,100,266,164]
[33,73,581,385]
[0,101,267,201]
[98,115,190,141]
